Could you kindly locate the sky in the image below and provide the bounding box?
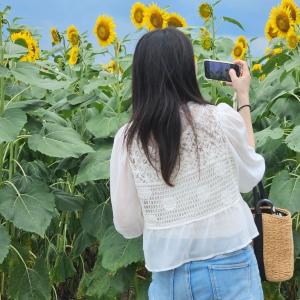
[2,0,300,61]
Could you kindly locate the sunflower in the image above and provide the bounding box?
[50,27,61,45]
[94,15,117,47]
[198,2,213,21]
[237,36,248,49]
[252,63,262,72]
[270,5,294,38]
[200,28,212,50]
[265,47,272,55]
[69,46,79,65]
[131,2,147,29]
[272,47,283,55]
[231,42,246,60]
[286,30,300,48]
[281,0,300,24]
[167,12,187,28]
[11,30,32,49]
[67,25,80,46]
[103,60,117,73]
[27,37,40,61]
[259,74,266,81]
[265,20,278,40]
[144,3,168,31]
[11,30,40,62]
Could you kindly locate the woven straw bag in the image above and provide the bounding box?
[251,181,294,282]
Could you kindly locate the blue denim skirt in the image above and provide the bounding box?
[148,244,263,300]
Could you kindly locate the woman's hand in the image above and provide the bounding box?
[228,60,251,106]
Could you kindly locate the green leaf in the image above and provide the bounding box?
[6,100,45,112]
[0,225,10,264]
[0,178,56,237]
[0,109,27,143]
[255,127,284,148]
[215,37,234,59]
[8,257,51,300]
[99,226,144,272]
[28,123,94,158]
[269,170,300,214]
[35,109,68,126]
[77,256,134,299]
[223,16,245,31]
[71,230,97,258]
[52,188,84,211]
[21,160,50,182]
[293,230,300,257]
[51,253,76,283]
[80,200,113,240]
[12,62,71,90]
[86,111,129,138]
[270,97,300,125]
[84,76,118,94]
[76,143,112,184]
[286,126,300,152]
[284,54,300,73]
[0,65,11,78]
[3,42,27,59]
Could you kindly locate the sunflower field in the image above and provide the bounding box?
[0,0,300,299]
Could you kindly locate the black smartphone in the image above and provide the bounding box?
[204,59,241,82]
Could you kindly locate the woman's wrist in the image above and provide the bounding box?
[236,92,250,107]
[237,104,251,112]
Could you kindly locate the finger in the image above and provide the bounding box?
[233,60,250,76]
[229,68,238,81]
[226,81,233,86]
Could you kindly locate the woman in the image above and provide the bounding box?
[110,28,265,300]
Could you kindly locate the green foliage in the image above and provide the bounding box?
[0,3,299,300]
[99,226,144,272]
[0,177,56,237]
[0,225,10,264]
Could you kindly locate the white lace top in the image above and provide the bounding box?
[110,102,265,272]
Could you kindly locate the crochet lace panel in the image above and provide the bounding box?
[128,102,240,229]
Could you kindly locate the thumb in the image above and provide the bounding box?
[229,69,238,82]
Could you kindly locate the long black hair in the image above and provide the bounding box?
[125,27,211,187]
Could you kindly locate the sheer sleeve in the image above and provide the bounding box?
[216,103,265,193]
[109,125,144,239]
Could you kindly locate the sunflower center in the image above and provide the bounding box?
[290,8,296,21]
[70,33,79,45]
[203,38,211,50]
[285,5,296,21]
[168,17,182,27]
[276,14,290,32]
[52,32,60,42]
[134,9,144,23]
[268,26,278,38]
[97,24,110,41]
[150,13,163,28]
[200,5,211,19]
[289,35,297,46]
[234,46,242,56]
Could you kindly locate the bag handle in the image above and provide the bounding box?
[252,181,275,214]
[252,181,267,206]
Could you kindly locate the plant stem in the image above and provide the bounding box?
[114,40,122,113]
[211,14,217,103]
[8,143,14,181]
[0,13,5,185]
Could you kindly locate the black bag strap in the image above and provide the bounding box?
[252,181,267,206]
